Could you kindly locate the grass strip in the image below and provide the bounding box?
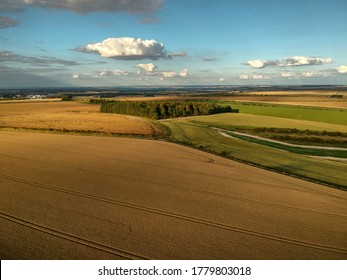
[161,120,347,190]
[225,132,347,158]
[219,101,347,125]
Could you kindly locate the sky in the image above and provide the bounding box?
[0,0,346,87]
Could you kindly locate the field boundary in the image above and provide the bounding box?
[220,130,347,151]
[214,129,347,159]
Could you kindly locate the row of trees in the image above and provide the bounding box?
[252,127,347,137]
[100,101,238,119]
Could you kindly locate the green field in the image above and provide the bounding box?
[221,102,347,125]
[161,101,347,190]
[161,119,347,189]
[188,113,347,132]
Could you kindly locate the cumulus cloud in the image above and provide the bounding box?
[336,65,347,74]
[0,16,19,28]
[161,69,190,78]
[137,63,157,72]
[178,69,189,77]
[246,60,279,68]
[161,71,177,78]
[285,56,332,66]
[245,56,332,68]
[0,0,163,14]
[113,69,128,76]
[240,74,271,80]
[78,37,167,60]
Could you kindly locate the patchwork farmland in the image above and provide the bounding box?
[1,93,346,259]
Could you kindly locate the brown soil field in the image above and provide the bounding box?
[0,131,346,259]
[0,101,162,135]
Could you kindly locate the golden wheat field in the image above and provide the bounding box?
[0,131,346,259]
[117,90,347,109]
[0,101,162,135]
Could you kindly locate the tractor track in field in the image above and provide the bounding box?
[0,153,346,220]
[1,154,346,220]
[0,212,148,260]
[1,173,347,255]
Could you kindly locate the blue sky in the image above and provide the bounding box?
[0,0,346,87]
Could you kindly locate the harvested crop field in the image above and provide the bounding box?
[0,101,162,135]
[0,131,346,259]
[226,98,347,109]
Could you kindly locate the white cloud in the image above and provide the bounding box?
[245,56,332,68]
[81,37,167,60]
[161,71,177,78]
[137,63,157,72]
[70,69,129,80]
[113,69,128,76]
[219,78,225,82]
[99,70,110,77]
[280,70,333,79]
[336,65,347,74]
[240,74,271,80]
[161,69,190,78]
[179,69,189,77]
[0,0,163,14]
[98,69,129,78]
[285,56,332,66]
[246,60,279,68]
[280,72,297,78]
[301,72,316,78]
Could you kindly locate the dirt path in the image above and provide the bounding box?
[1,131,346,259]
[214,127,347,151]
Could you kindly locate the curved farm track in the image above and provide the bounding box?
[0,131,346,259]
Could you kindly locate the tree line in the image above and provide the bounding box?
[100,100,238,119]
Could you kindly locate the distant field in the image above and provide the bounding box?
[0,98,61,104]
[187,113,347,132]
[242,90,344,96]
[117,90,347,109]
[0,101,163,136]
[220,102,347,125]
[221,97,347,109]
